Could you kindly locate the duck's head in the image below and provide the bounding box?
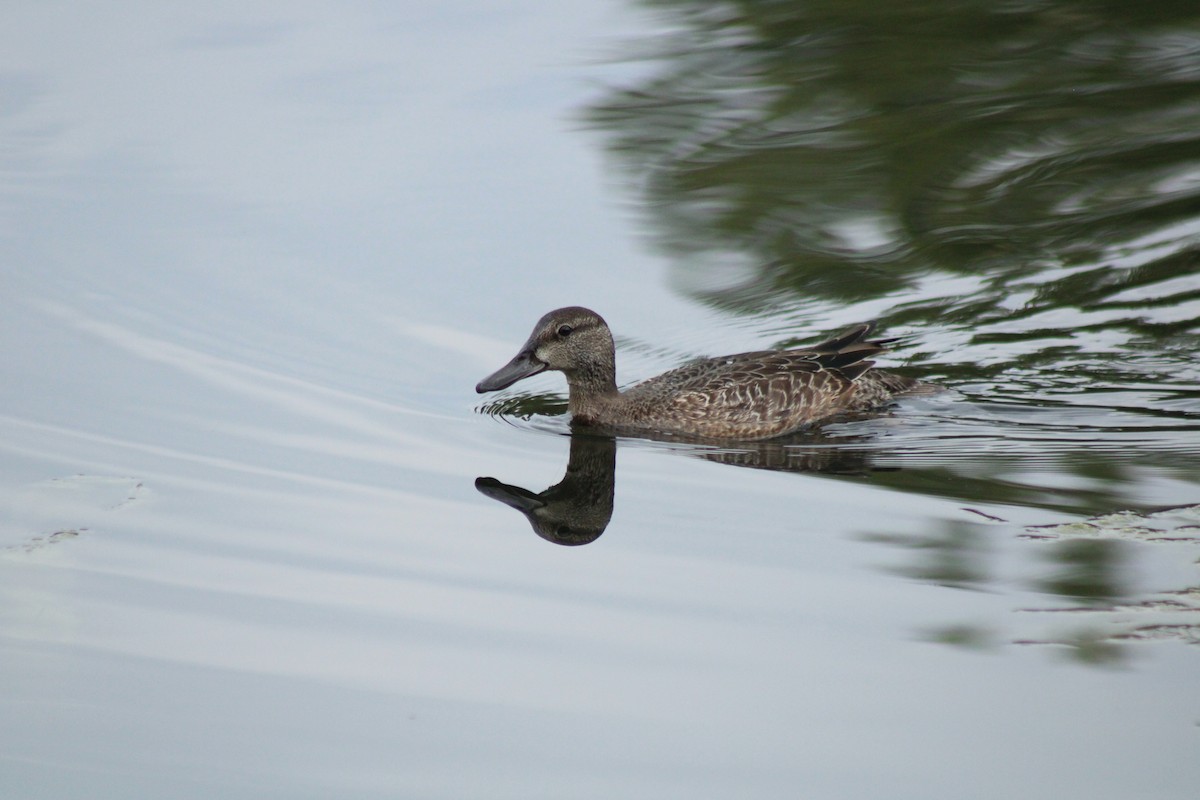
[476,306,615,393]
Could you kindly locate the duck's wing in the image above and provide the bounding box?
[630,350,839,392]
[619,324,900,438]
[806,321,878,353]
[636,320,888,395]
[619,351,862,438]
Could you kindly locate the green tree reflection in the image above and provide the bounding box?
[587,0,1200,328]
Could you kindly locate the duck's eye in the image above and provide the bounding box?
[557,324,574,338]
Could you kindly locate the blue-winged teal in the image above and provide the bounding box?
[476,306,927,440]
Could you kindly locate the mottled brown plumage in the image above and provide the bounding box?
[476,306,927,440]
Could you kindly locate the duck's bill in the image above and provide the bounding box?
[475,350,546,393]
[474,477,545,511]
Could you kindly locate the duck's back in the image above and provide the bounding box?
[609,324,921,439]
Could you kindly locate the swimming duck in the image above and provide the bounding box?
[476,306,926,440]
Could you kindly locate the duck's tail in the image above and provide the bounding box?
[812,322,939,395]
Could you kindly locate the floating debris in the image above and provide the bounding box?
[1021,505,1200,543]
[1016,504,1200,654]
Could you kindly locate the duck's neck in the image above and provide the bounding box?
[564,363,619,423]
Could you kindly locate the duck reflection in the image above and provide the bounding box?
[476,434,616,546]
[476,430,878,545]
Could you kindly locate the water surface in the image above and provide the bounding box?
[2,2,1199,799]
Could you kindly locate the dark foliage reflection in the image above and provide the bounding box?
[585,0,1200,402]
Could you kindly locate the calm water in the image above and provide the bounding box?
[2,2,1199,798]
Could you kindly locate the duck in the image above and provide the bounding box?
[475,306,927,440]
